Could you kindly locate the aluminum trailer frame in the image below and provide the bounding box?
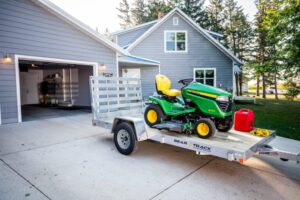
[90,76,300,164]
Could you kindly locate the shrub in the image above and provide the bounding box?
[285,87,300,101]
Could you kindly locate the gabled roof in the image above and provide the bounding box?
[126,8,242,65]
[119,55,160,66]
[114,19,223,39]
[112,20,159,36]
[32,0,129,56]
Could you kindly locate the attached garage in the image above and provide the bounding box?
[16,56,98,121]
[0,0,128,124]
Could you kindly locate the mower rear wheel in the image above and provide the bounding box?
[144,104,165,127]
[194,119,216,139]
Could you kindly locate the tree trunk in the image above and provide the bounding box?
[256,76,260,96]
[262,74,266,98]
[235,74,239,96]
[274,73,278,100]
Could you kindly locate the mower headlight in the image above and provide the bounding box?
[216,96,229,102]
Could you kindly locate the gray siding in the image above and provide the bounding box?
[131,13,233,93]
[116,23,155,47]
[119,65,159,98]
[0,0,117,124]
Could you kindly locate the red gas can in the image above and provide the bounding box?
[234,109,255,132]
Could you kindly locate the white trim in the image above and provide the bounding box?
[158,64,161,74]
[14,54,98,123]
[125,55,160,64]
[112,20,159,35]
[116,53,119,77]
[119,60,160,66]
[164,30,188,53]
[127,8,242,65]
[31,0,129,56]
[193,68,217,87]
[14,56,22,123]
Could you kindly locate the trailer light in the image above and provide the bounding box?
[239,158,245,164]
[216,96,229,102]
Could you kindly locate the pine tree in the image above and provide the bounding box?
[145,0,174,22]
[103,28,113,41]
[131,0,148,25]
[253,0,273,98]
[223,0,253,95]
[206,0,224,33]
[117,0,132,29]
[179,0,209,29]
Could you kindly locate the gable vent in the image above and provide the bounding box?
[173,17,178,26]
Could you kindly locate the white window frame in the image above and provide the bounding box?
[164,30,188,53]
[173,17,178,25]
[193,68,217,87]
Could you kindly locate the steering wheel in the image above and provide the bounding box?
[178,78,193,86]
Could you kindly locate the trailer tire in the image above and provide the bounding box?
[114,122,136,155]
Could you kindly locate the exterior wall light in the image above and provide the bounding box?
[2,54,12,64]
[98,64,107,71]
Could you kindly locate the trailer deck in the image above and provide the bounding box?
[90,76,300,164]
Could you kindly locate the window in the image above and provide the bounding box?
[173,17,178,25]
[194,68,216,86]
[165,31,187,52]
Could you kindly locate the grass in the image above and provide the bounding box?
[234,98,300,141]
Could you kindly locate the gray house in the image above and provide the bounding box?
[0,1,241,125]
[113,8,242,97]
[0,0,157,124]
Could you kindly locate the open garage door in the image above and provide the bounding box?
[15,55,98,122]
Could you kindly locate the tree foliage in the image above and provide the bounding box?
[206,0,224,33]
[117,0,132,29]
[178,0,209,29]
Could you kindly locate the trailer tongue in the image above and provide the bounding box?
[90,76,300,164]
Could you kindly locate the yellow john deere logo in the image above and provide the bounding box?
[187,90,217,99]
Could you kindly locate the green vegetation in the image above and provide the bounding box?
[235,99,300,141]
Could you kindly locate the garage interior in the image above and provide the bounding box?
[18,60,93,121]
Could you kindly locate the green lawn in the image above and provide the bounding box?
[234,99,300,141]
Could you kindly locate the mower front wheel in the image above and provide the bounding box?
[216,117,233,132]
[194,118,216,139]
[144,104,165,127]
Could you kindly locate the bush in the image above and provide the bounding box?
[285,87,300,101]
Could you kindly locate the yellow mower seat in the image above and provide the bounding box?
[155,74,181,97]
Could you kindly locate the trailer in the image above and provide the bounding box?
[90,76,300,164]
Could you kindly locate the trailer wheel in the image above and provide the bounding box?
[144,104,165,127]
[194,118,216,139]
[114,122,136,155]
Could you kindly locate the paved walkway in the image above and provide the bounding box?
[0,114,299,200]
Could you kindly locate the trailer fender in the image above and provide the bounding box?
[112,117,147,141]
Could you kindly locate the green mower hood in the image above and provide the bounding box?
[184,82,233,99]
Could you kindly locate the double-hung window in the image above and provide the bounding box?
[194,68,216,87]
[165,31,187,52]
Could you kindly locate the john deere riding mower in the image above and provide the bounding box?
[144,74,233,139]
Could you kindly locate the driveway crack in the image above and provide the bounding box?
[0,158,51,200]
[149,157,215,200]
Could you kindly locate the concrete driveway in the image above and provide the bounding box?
[0,114,299,200]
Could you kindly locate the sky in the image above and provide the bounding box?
[50,0,257,33]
